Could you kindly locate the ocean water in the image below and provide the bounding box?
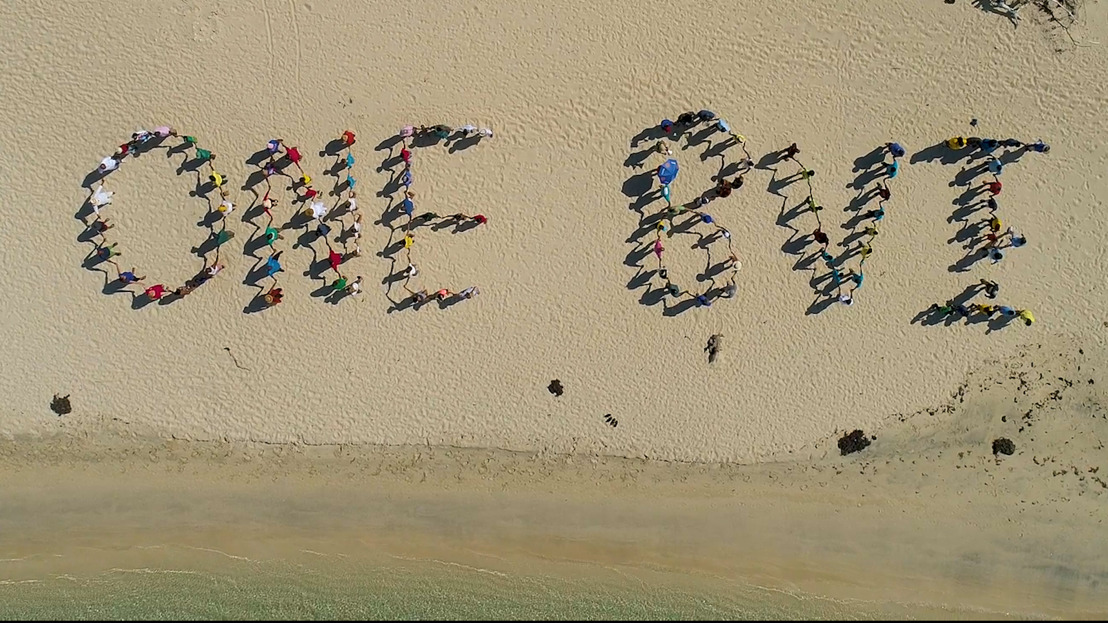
[0,549,992,620]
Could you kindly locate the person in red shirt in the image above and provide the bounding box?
[984,180,1002,196]
[472,214,488,225]
[145,284,166,300]
[401,147,412,165]
[286,146,301,163]
[340,130,355,146]
[329,249,342,272]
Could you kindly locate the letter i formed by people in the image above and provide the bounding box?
[385,124,493,311]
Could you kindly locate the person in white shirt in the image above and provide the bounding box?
[91,185,114,208]
[351,213,362,240]
[98,156,119,173]
[404,263,418,278]
[345,276,363,296]
[459,124,478,135]
[309,201,327,220]
[460,286,480,299]
[478,127,493,138]
[218,192,234,216]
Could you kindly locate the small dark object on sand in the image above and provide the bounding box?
[838,429,871,455]
[51,394,72,416]
[970,117,977,125]
[992,438,1016,456]
[548,379,564,397]
[603,413,619,428]
[705,334,723,364]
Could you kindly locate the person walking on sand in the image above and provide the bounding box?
[876,183,891,201]
[1017,309,1035,326]
[988,157,1003,176]
[887,142,906,158]
[653,238,664,261]
[332,275,349,292]
[435,288,453,301]
[988,247,1005,263]
[460,286,480,299]
[328,249,343,273]
[1005,228,1027,248]
[886,159,900,179]
[859,243,873,261]
[404,263,419,278]
[345,276,363,296]
[784,143,800,160]
[400,146,412,165]
[1029,140,1050,153]
[813,228,829,246]
[695,293,711,307]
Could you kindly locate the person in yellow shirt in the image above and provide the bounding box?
[403,234,414,249]
[947,136,967,149]
[1017,310,1035,326]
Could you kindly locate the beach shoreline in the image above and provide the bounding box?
[4,336,1107,618]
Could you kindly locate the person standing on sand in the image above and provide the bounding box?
[91,185,114,209]
[695,293,711,307]
[91,217,114,237]
[117,268,144,285]
[876,183,891,201]
[676,111,697,126]
[1017,309,1035,326]
[886,159,900,179]
[979,278,999,299]
[96,242,121,266]
[265,251,283,281]
[460,286,480,299]
[887,142,906,158]
[264,287,283,306]
[1029,140,1050,153]
[98,155,119,173]
[144,284,167,300]
[345,276,363,296]
[784,143,800,160]
[813,228,829,246]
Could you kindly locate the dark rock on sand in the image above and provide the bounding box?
[548,379,564,397]
[992,437,1016,456]
[838,429,871,455]
[50,394,72,416]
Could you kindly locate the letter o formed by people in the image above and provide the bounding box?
[83,127,236,305]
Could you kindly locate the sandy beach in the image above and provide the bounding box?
[1,0,1107,617]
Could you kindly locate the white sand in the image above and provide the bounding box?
[1,1,1107,463]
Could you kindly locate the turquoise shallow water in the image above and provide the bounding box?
[0,552,989,620]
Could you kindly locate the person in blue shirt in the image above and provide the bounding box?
[887,142,905,158]
[886,160,900,178]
